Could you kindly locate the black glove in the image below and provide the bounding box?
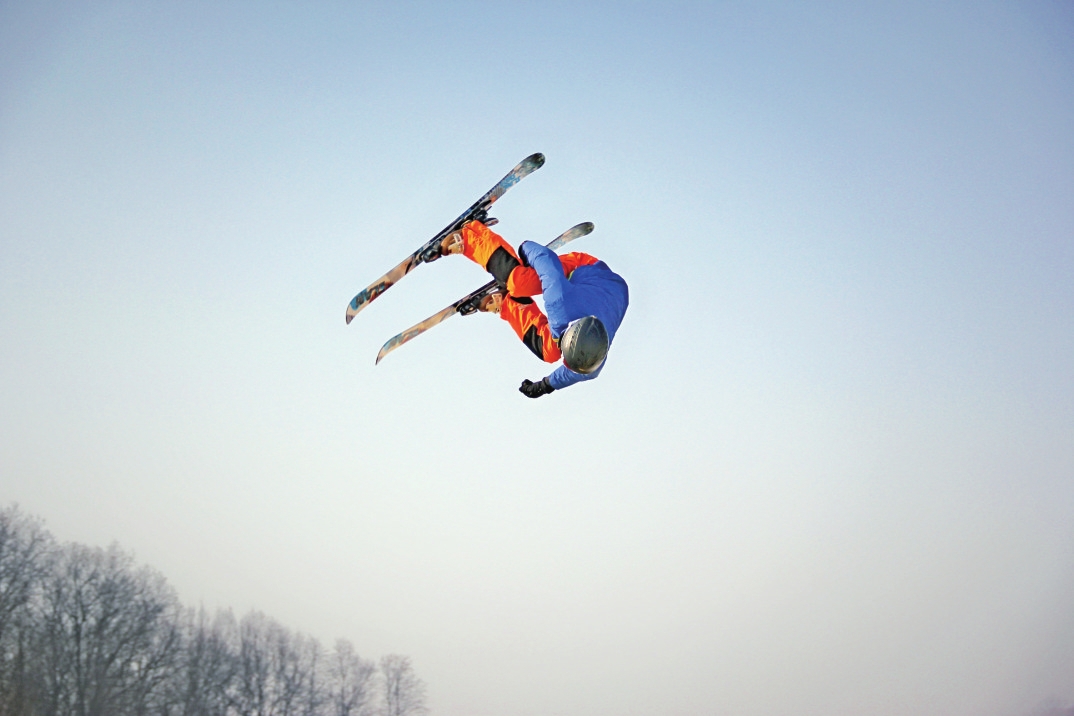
[519,377,555,399]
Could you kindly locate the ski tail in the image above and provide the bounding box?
[375,304,461,364]
[374,221,595,364]
[546,221,593,251]
[345,250,422,324]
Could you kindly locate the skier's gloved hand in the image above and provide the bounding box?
[519,377,555,399]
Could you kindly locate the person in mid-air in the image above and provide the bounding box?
[440,219,629,398]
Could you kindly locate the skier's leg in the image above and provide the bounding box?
[445,220,518,277]
[446,221,543,296]
[497,296,562,363]
[509,252,599,296]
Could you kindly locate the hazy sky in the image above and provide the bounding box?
[2,2,1072,715]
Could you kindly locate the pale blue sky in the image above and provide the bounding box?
[2,2,1073,715]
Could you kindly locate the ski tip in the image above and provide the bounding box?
[345,312,354,325]
[578,221,595,234]
[375,338,398,364]
[527,152,546,168]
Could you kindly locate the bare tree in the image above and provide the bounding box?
[271,628,322,716]
[230,611,324,716]
[0,505,431,716]
[231,611,275,716]
[170,607,238,716]
[326,640,375,716]
[35,542,182,716]
[0,506,51,643]
[378,655,426,716]
[0,505,54,715]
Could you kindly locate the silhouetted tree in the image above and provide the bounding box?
[0,504,426,716]
[0,505,53,715]
[378,655,426,716]
[326,640,375,716]
[231,611,325,716]
[35,543,181,716]
[170,607,238,716]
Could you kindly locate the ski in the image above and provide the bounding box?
[375,222,595,364]
[345,153,546,324]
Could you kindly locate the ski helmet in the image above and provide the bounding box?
[560,316,609,374]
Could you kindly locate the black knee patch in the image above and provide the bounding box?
[521,326,545,360]
[485,247,520,288]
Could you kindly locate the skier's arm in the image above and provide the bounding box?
[520,361,602,395]
[547,361,602,390]
[517,241,571,336]
[516,242,609,391]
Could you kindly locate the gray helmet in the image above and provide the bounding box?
[560,316,609,374]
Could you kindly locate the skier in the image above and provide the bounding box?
[440,219,629,398]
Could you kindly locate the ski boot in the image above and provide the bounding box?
[422,210,500,263]
[458,288,506,316]
[479,290,505,314]
[439,230,464,256]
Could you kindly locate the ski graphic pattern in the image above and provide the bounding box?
[345,153,545,324]
[375,222,595,364]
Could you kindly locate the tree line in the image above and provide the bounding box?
[0,505,427,716]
